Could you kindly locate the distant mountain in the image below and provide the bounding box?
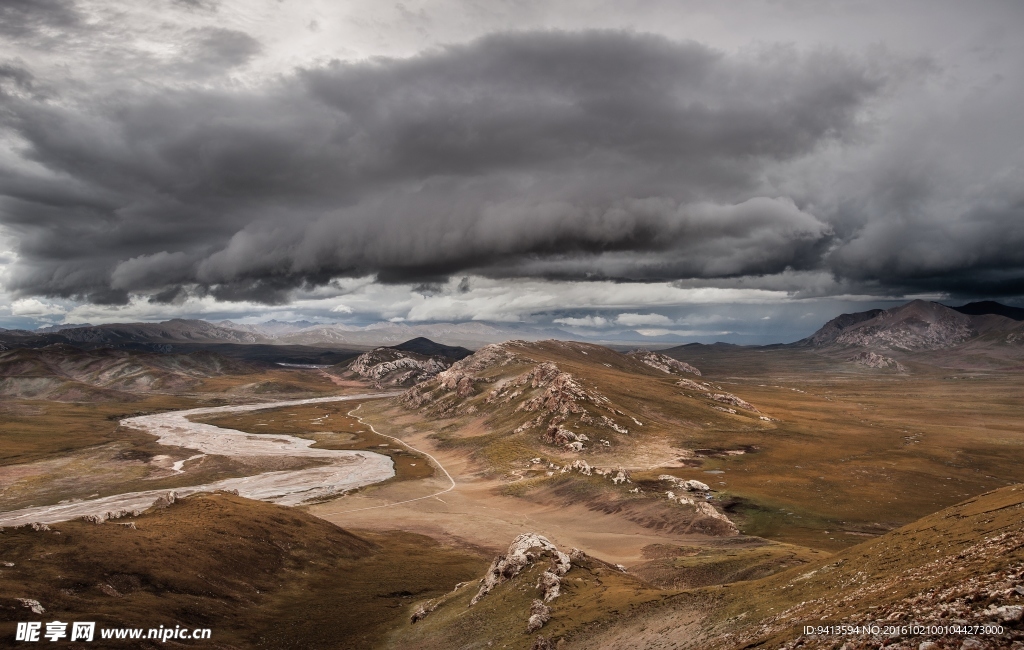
[0,346,255,401]
[951,300,1024,321]
[801,299,1024,352]
[273,321,575,349]
[392,337,473,360]
[1,318,589,357]
[0,319,272,352]
[803,309,884,347]
[219,319,322,336]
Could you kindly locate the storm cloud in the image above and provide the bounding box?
[0,1,1022,311]
[0,28,883,303]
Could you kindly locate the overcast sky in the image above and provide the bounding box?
[1,0,1022,342]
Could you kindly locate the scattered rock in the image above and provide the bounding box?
[526,599,551,632]
[17,598,44,614]
[849,351,908,373]
[990,604,1023,623]
[29,522,50,532]
[410,600,438,623]
[675,379,759,412]
[599,416,628,434]
[531,636,554,650]
[151,491,176,508]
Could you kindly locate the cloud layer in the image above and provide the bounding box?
[0,0,1022,318]
[2,26,880,303]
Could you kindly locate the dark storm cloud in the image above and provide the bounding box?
[0,30,904,303]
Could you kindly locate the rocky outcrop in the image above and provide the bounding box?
[675,378,759,413]
[658,476,737,534]
[471,533,571,606]
[627,350,701,376]
[660,475,710,492]
[849,350,907,372]
[709,392,758,412]
[403,343,523,409]
[350,347,449,387]
[81,507,145,524]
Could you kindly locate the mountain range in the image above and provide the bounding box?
[2,301,1023,363]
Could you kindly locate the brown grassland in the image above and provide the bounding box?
[0,493,488,649]
[1,341,1022,649]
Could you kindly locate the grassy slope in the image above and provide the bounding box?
[572,483,1024,650]
[0,494,487,649]
[391,549,666,650]
[311,483,1024,650]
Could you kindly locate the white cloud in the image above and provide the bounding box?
[553,316,608,328]
[10,298,66,317]
[615,313,674,327]
[634,328,733,337]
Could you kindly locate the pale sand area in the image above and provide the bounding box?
[311,405,725,566]
[0,393,398,527]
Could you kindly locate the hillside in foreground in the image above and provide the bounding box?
[0,493,487,649]
[389,485,1024,649]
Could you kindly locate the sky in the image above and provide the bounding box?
[0,0,1022,343]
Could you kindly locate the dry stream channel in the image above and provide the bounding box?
[0,393,397,527]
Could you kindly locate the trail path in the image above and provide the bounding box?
[329,402,456,513]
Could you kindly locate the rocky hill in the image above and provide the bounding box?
[347,347,453,387]
[392,340,765,540]
[800,300,1024,359]
[401,340,762,452]
[342,337,474,387]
